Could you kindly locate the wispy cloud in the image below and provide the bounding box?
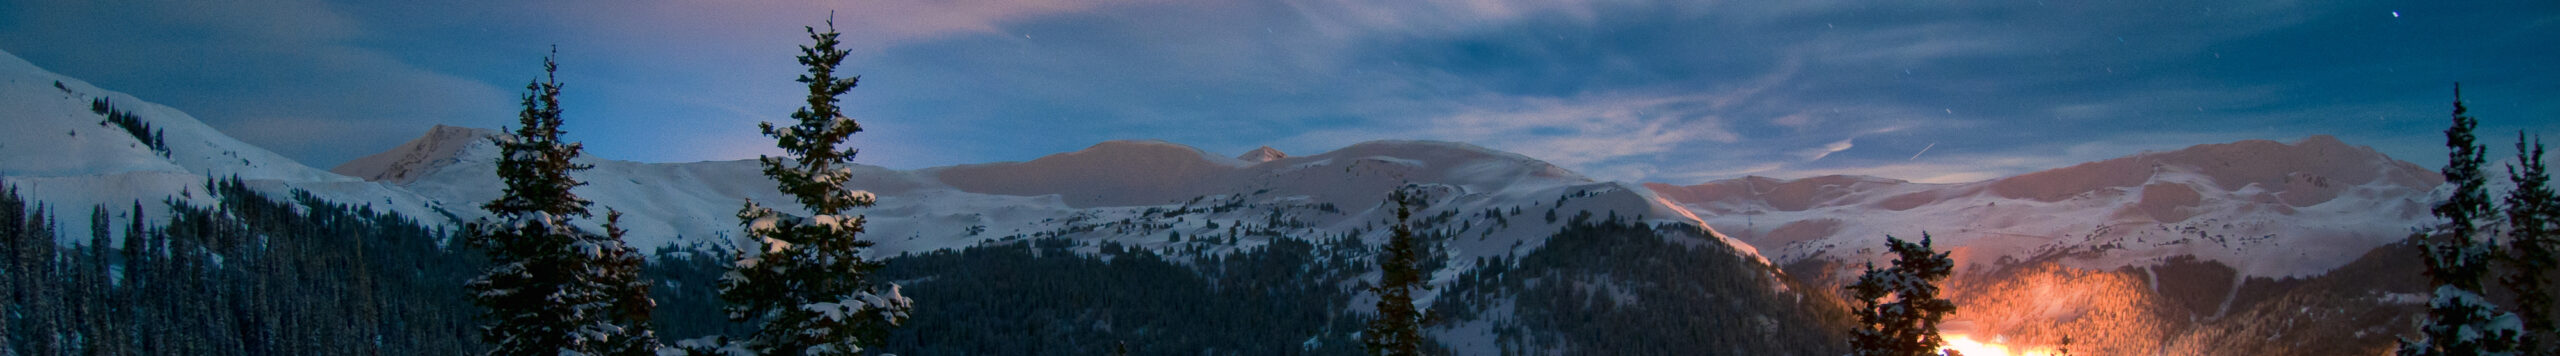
[540,0,1165,54]
[1801,139,1855,162]
[4,0,2552,183]
[0,0,517,167]
[1275,89,1760,181]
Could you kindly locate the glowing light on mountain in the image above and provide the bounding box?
[1942,333,2059,356]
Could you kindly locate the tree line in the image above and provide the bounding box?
[1,177,488,355]
[86,97,168,156]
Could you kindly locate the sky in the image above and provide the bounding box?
[2,0,2554,184]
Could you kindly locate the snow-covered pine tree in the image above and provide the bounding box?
[711,17,911,356]
[1363,187,1432,356]
[595,208,659,356]
[1846,233,1957,356]
[2502,131,2557,353]
[463,48,659,356]
[2400,84,2525,356]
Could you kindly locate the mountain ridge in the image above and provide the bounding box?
[1651,135,2441,280]
[332,125,1736,267]
[332,124,490,185]
[0,45,2452,354]
[0,48,445,243]
[1238,145,1287,163]
[336,121,2445,282]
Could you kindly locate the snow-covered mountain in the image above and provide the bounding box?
[16,30,2429,286]
[1,41,1749,290]
[336,126,1744,267]
[4,43,2455,354]
[1652,135,2440,279]
[328,122,1827,352]
[0,48,446,243]
[1649,136,2446,355]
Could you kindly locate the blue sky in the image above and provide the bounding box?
[3,0,2553,183]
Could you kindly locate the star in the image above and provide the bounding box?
[2392,11,2400,18]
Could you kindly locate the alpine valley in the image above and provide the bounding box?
[0,44,2451,355]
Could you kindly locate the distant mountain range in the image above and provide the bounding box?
[1654,134,2440,279]
[332,124,1724,268]
[0,46,2447,354]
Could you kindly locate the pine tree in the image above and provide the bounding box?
[0,184,18,356]
[2400,84,2525,356]
[20,204,63,356]
[1364,187,1432,356]
[1846,233,1957,356]
[595,208,660,356]
[118,200,153,356]
[709,17,911,356]
[81,205,117,356]
[463,48,659,356]
[2502,131,2557,353]
[484,48,594,222]
[124,201,146,263]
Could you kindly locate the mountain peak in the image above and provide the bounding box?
[934,139,1245,207]
[1986,134,2436,202]
[1238,146,1287,163]
[332,124,500,184]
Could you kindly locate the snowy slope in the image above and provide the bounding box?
[8,42,2446,353]
[2,40,1752,272]
[341,129,1773,322]
[1650,135,2441,279]
[0,48,448,243]
[9,38,2428,285]
[339,130,1752,271]
[337,125,930,251]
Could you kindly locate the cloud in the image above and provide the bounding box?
[1270,89,1765,182]
[0,0,519,168]
[503,0,1167,57]
[1801,139,1855,162]
[7,0,2551,184]
[1255,0,2476,183]
[4,0,1158,168]
[1278,0,1612,40]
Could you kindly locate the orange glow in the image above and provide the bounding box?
[1942,333,2060,356]
[1931,265,2169,355]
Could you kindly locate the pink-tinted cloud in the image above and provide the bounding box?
[535,0,1160,55]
